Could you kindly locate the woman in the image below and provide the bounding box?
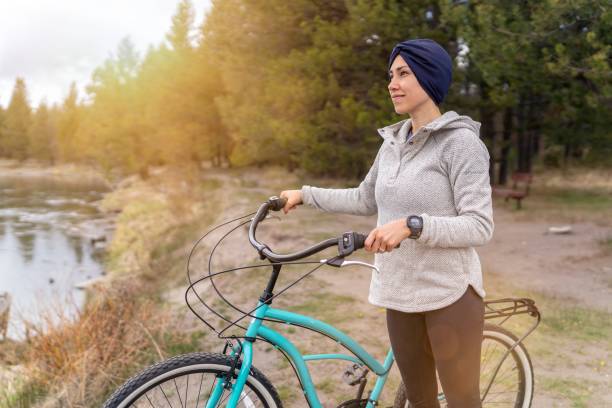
[280,38,493,407]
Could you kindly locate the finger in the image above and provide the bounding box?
[364,231,376,251]
[286,202,297,214]
[279,192,288,213]
[371,236,381,253]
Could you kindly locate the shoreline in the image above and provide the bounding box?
[0,159,113,190]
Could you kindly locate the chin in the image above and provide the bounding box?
[394,105,412,115]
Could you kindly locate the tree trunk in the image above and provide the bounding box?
[516,96,529,173]
[499,107,513,185]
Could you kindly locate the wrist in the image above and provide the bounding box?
[398,219,412,239]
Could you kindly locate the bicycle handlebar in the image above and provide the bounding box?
[248,196,368,262]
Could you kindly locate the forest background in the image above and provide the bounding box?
[1,0,610,181]
[1,0,611,407]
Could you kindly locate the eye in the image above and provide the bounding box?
[400,70,410,76]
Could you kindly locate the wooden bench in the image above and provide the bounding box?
[493,172,533,209]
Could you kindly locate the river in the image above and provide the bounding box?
[0,171,111,339]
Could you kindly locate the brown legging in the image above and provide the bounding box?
[387,285,484,408]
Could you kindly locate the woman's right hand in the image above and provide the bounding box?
[279,190,303,214]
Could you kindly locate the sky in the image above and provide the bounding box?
[0,0,212,108]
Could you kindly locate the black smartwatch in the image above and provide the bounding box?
[406,215,423,239]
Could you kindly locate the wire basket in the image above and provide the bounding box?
[184,212,332,341]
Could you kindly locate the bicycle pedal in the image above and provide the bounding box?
[342,363,368,386]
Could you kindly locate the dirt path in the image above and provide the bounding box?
[478,208,612,312]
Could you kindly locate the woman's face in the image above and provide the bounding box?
[388,55,432,115]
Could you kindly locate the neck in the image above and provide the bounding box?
[409,102,442,133]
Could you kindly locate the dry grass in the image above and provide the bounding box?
[493,167,612,225]
[534,167,612,193]
[4,283,174,408]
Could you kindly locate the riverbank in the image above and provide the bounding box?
[0,163,233,406]
[0,159,112,189]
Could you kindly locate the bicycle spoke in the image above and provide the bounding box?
[195,372,204,408]
[490,365,518,388]
[492,367,518,387]
[215,388,228,408]
[485,390,519,395]
[480,342,502,375]
[206,376,219,406]
[174,379,184,408]
[218,386,232,406]
[145,393,155,408]
[103,356,275,408]
[184,375,189,408]
[159,385,174,408]
[237,389,256,406]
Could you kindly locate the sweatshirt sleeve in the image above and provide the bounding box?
[301,148,381,216]
[417,132,494,248]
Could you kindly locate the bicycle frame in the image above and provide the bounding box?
[206,300,395,408]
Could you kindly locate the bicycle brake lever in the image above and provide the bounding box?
[321,258,380,273]
[341,260,380,273]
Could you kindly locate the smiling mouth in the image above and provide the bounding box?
[392,95,404,102]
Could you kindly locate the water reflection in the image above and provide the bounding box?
[0,174,111,339]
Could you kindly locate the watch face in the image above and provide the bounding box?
[409,218,421,228]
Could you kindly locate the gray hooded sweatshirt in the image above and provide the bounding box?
[301,111,493,313]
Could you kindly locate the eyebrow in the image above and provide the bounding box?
[388,65,410,75]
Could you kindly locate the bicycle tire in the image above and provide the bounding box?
[102,352,283,408]
[393,323,534,408]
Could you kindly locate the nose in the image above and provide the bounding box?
[388,77,399,92]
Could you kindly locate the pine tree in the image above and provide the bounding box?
[56,83,80,162]
[28,101,56,162]
[2,78,32,160]
[167,0,196,52]
[77,37,144,174]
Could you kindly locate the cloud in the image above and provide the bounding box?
[0,0,211,108]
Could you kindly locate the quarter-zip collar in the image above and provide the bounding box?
[376,111,481,143]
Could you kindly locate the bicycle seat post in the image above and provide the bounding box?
[260,263,282,305]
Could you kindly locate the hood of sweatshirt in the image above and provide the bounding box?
[377,111,481,142]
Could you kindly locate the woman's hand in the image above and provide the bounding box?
[365,219,411,253]
[279,190,303,214]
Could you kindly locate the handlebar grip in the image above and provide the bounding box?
[353,233,367,250]
[268,196,288,211]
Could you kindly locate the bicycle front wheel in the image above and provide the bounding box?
[393,323,534,408]
[103,352,282,408]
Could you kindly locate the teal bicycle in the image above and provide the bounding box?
[103,197,540,408]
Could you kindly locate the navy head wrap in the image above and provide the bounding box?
[388,39,453,105]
